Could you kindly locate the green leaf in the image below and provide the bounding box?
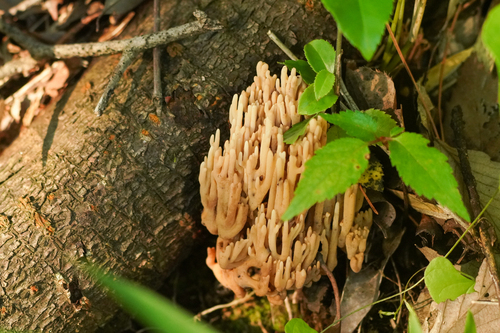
[326,126,349,143]
[405,301,422,333]
[284,118,312,144]
[481,5,500,100]
[321,0,394,60]
[282,138,369,220]
[304,39,336,73]
[298,84,338,115]
[390,126,405,137]
[285,318,318,333]
[424,257,476,303]
[86,265,219,333]
[389,132,470,221]
[314,69,335,100]
[283,60,316,84]
[464,311,477,333]
[320,110,396,142]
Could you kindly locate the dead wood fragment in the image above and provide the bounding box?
[0,10,222,59]
[451,105,500,308]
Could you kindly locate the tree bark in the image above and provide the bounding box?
[0,0,338,331]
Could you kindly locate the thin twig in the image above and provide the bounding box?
[385,23,440,140]
[340,78,359,110]
[358,184,379,215]
[391,258,403,325]
[195,292,254,318]
[0,11,222,59]
[321,261,341,330]
[451,106,500,309]
[267,30,298,60]
[94,50,139,116]
[153,0,163,115]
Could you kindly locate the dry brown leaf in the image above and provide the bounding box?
[97,11,135,42]
[45,61,69,97]
[345,67,396,111]
[422,260,500,333]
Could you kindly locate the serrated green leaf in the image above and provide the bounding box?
[284,118,312,144]
[388,132,470,221]
[405,301,422,333]
[365,109,397,136]
[326,125,349,143]
[298,84,338,115]
[304,39,336,73]
[390,126,404,137]
[285,318,318,333]
[320,110,396,142]
[314,70,335,100]
[321,0,393,60]
[284,60,316,84]
[85,265,219,333]
[464,311,477,333]
[424,257,476,303]
[481,5,500,100]
[282,138,369,220]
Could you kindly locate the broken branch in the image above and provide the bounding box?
[0,10,223,60]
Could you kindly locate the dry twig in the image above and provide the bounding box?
[0,10,222,59]
[451,106,500,308]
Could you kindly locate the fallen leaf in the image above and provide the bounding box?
[340,228,405,333]
[423,48,473,92]
[345,67,396,111]
[422,260,500,333]
[45,61,70,98]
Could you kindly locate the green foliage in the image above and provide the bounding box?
[481,4,500,100]
[283,60,316,84]
[284,119,312,144]
[405,301,422,333]
[388,133,470,222]
[284,39,339,116]
[304,39,336,73]
[284,318,318,333]
[284,110,469,225]
[86,265,219,333]
[282,137,370,220]
[298,85,338,115]
[321,0,394,60]
[464,311,477,333]
[321,109,396,142]
[314,70,335,100]
[424,257,475,303]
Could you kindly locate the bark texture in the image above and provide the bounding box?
[0,0,338,331]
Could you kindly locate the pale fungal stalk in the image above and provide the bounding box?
[199,62,374,304]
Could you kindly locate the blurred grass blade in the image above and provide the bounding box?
[86,265,220,333]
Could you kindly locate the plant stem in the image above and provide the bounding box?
[267,30,298,60]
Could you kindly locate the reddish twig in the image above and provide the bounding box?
[385,23,440,140]
[321,262,341,330]
[358,184,379,215]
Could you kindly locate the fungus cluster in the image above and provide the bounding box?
[199,62,373,304]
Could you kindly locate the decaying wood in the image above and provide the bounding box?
[0,0,338,331]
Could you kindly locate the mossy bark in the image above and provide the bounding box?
[0,0,338,331]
